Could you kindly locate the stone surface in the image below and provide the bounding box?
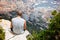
[0,19,30,40]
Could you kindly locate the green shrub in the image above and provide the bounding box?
[27,10,60,40]
[0,26,5,40]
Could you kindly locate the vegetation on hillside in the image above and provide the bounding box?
[27,10,60,40]
[0,26,5,40]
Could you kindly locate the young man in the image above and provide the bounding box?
[10,11,26,35]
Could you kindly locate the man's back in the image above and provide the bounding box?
[12,17,25,34]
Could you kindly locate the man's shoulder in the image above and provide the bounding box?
[12,17,17,21]
[21,18,25,20]
[12,17,25,21]
[21,18,26,21]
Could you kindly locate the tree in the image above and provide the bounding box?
[48,11,60,40]
[52,10,57,15]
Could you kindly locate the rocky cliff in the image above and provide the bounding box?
[0,0,59,33]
